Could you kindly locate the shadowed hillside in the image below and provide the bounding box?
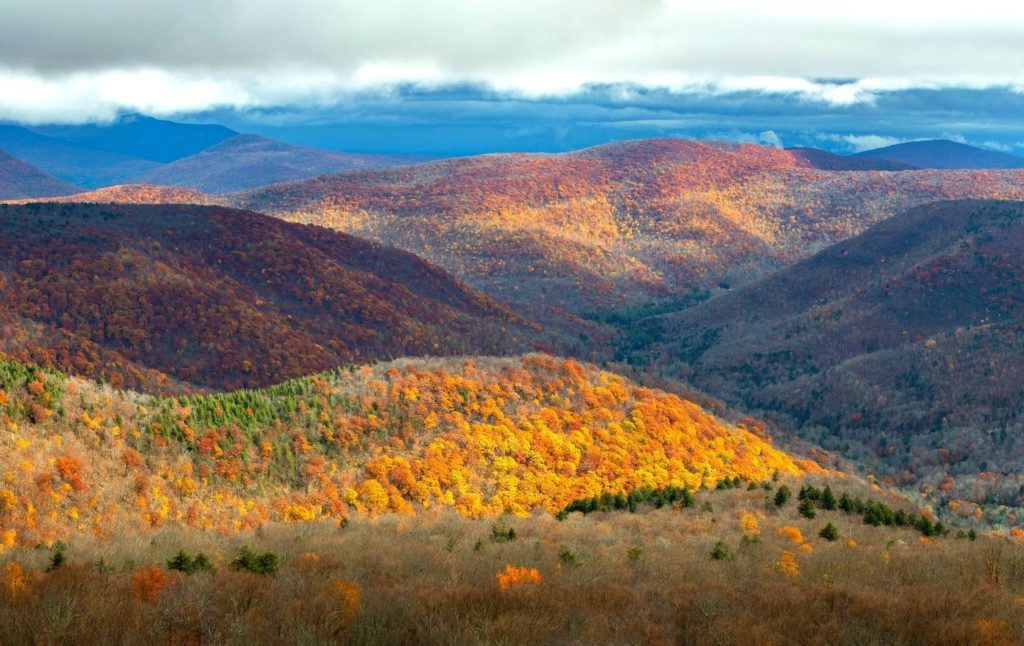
[635,200,1024,506]
[0,151,79,199]
[0,202,547,393]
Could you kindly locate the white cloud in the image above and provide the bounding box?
[2,0,1024,121]
[816,134,911,152]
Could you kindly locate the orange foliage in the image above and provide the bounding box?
[496,565,542,591]
[777,526,804,544]
[132,565,173,603]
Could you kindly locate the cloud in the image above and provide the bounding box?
[2,0,1024,121]
[815,133,912,152]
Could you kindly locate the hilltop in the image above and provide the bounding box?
[234,139,1024,318]
[0,150,79,199]
[633,200,1024,508]
[0,354,813,544]
[855,139,1024,170]
[128,134,413,193]
[0,202,547,393]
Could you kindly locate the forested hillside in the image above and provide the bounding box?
[0,203,547,393]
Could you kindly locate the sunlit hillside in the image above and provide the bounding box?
[233,140,1024,317]
[0,354,814,548]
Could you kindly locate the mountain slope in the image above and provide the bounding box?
[235,139,1024,317]
[638,200,1024,504]
[0,150,79,199]
[31,114,237,163]
[786,147,917,170]
[128,134,411,193]
[854,140,1024,169]
[0,202,547,393]
[0,124,160,188]
[0,354,814,544]
[6,184,218,205]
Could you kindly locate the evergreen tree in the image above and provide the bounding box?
[819,522,839,542]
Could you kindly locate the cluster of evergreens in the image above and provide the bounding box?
[557,485,696,519]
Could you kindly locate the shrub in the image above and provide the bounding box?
[798,498,817,519]
[819,523,840,542]
[132,565,172,602]
[496,565,542,590]
[774,485,792,508]
[558,547,582,568]
[230,546,280,576]
[710,541,733,561]
[47,541,67,571]
[490,521,516,543]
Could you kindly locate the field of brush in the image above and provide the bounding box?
[2,483,1022,645]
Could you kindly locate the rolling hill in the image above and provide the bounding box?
[127,134,412,193]
[0,353,814,544]
[0,202,550,393]
[855,139,1024,169]
[234,139,1024,318]
[0,151,79,199]
[4,183,218,205]
[633,200,1024,506]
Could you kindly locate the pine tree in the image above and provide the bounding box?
[774,485,792,508]
[820,486,837,511]
[819,522,839,542]
[798,498,817,519]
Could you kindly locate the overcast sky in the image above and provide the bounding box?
[2,0,1024,154]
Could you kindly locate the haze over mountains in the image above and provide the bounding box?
[0,150,78,199]
[855,139,1024,170]
[0,115,411,191]
[128,134,414,193]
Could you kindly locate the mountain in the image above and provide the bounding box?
[786,147,917,171]
[0,124,160,188]
[0,150,79,199]
[634,200,1024,505]
[854,140,1024,169]
[31,114,237,163]
[235,139,1024,318]
[127,134,413,193]
[0,202,549,393]
[0,353,813,543]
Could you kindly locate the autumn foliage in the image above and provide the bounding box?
[0,354,813,546]
[0,202,545,393]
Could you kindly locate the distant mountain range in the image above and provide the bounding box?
[31,113,237,163]
[0,115,410,191]
[0,150,78,199]
[854,139,1024,169]
[126,133,415,193]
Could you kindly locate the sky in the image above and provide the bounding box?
[2,0,1024,155]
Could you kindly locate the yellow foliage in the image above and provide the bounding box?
[739,510,760,536]
[777,551,800,578]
